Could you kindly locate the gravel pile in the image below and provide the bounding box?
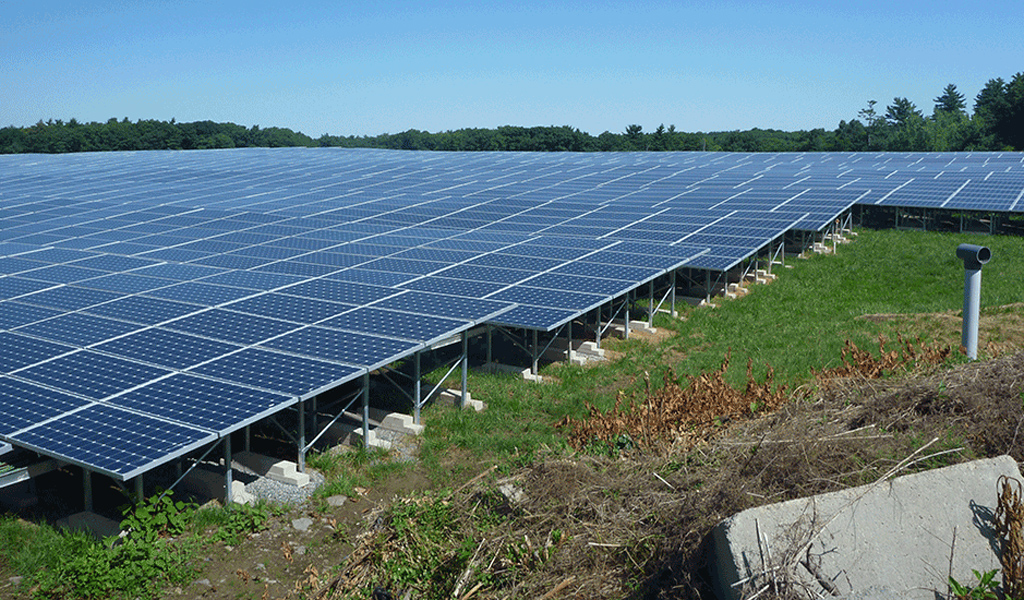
[244,469,325,505]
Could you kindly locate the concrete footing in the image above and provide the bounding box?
[710,455,1021,600]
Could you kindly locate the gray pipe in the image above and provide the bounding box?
[955,243,991,360]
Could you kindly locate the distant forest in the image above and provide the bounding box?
[2,73,1022,154]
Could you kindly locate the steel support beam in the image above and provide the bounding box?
[224,435,233,505]
[460,330,468,409]
[413,350,422,424]
[297,398,306,472]
[83,469,93,512]
[362,372,370,446]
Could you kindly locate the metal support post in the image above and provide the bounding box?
[134,475,144,503]
[648,280,655,329]
[244,425,251,452]
[413,350,422,424]
[595,306,602,349]
[362,373,370,447]
[485,324,492,368]
[531,329,539,375]
[460,330,468,409]
[297,398,306,472]
[224,435,233,505]
[83,469,93,512]
[670,271,677,316]
[705,270,711,303]
[567,319,574,362]
[624,295,630,340]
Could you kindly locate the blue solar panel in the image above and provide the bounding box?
[16,313,142,347]
[321,307,468,343]
[166,309,299,345]
[486,286,606,311]
[263,327,419,368]
[284,279,401,305]
[399,276,506,298]
[0,378,91,436]
[0,331,74,373]
[226,293,355,324]
[19,264,108,284]
[489,305,578,330]
[17,351,170,399]
[200,270,305,290]
[145,281,255,306]
[95,328,243,370]
[10,403,214,478]
[190,348,362,397]
[0,276,55,299]
[109,374,293,434]
[16,285,120,311]
[435,264,534,285]
[0,301,61,329]
[373,290,513,321]
[76,273,174,294]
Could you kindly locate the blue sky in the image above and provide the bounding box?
[2,0,1021,137]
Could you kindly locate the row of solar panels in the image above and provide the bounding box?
[0,148,1021,481]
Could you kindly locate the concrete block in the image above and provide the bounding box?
[710,456,1021,600]
[230,480,255,505]
[58,511,122,538]
[438,388,486,410]
[368,408,424,436]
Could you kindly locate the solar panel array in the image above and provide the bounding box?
[1,148,1022,480]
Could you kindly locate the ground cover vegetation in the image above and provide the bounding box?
[0,228,1022,599]
[3,73,1023,154]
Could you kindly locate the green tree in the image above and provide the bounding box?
[933,83,967,116]
[885,97,922,127]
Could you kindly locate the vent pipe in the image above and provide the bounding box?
[955,243,991,360]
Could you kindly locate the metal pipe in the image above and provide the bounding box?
[297,398,306,472]
[460,330,468,408]
[956,243,991,360]
[83,469,93,512]
[224,435,233,505]
[362,373,370,446]
[413,350,422,425]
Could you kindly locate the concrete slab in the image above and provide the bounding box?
[710,455,1020,600]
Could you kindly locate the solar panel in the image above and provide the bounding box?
[10,403,215,479]
[95,328,243,370]
[190,348,362,397]
[0,378,91,435]
[109,374,293,434]
[0,331,74,373]
[3,147,1022,481]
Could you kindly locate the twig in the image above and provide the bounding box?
[653,471,676,491]
[460,582,485,600]
[800,544,840,596]
[451,465,498,496]
[537,575,576,600]
[451,538,487,600]
[587,542,622,548]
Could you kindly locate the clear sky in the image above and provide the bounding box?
[2,0,1021,137]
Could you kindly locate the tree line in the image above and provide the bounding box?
[2,71,1021,155]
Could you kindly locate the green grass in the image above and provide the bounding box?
[419,228,1024,469]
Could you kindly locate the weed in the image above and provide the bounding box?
[949,569,999,600]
